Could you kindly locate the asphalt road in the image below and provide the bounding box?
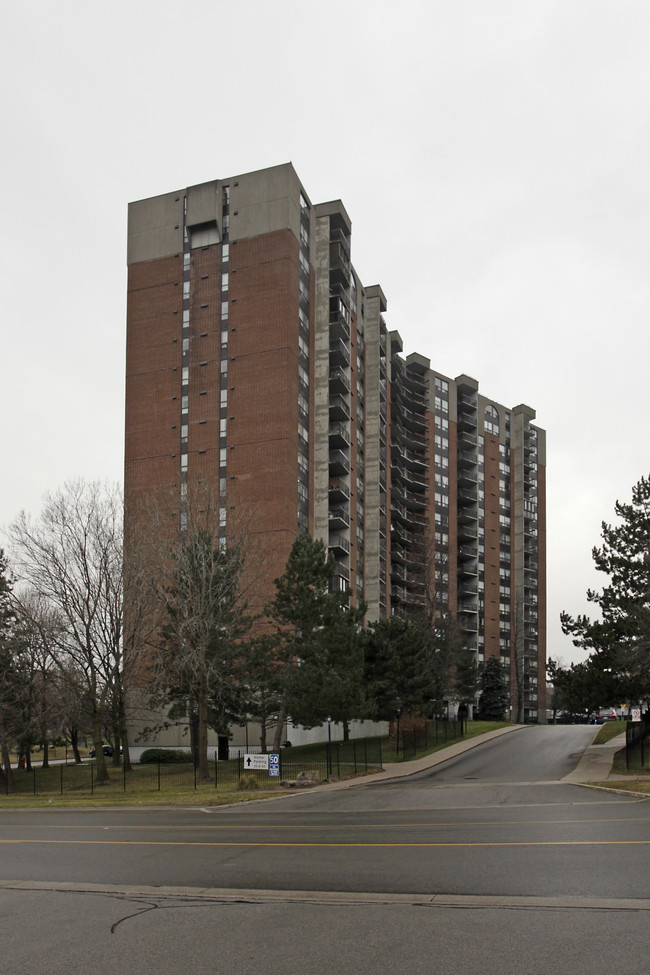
[1,725,648,975]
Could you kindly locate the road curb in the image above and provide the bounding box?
[1,879,650,911]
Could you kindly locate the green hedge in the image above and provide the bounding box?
[139,748,193,765]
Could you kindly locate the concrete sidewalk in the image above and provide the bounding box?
[561,730,627,784]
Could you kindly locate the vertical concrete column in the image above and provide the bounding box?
[363,293,382,621]
[311,212,332,545]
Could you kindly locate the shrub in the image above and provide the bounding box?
[238,774,258,790]
[139,748,193,765]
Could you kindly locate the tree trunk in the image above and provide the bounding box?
[42,738,49,769]
[120,729,132,772]
[1,740,14,793]
[70,726,82,764]
[92,713,109,783]
[118,695,132,772]
[259,721,267,753]
[189,710,198,765]
[272,690,288,752]
[343,719,350,742]
[197,688,210,781]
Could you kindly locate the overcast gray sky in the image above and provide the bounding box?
[1,0,648,667]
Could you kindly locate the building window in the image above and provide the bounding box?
[485,404,500,436]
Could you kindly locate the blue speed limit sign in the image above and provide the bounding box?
[269,753,280,776]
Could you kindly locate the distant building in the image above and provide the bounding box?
[126,162,546,723]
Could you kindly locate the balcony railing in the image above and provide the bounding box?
[329,367,350,394]
[329,338,351,367]
[329,394,350,421]
[329,505,350,528]
[328,477,349,501]
[329,534,350,555]
[328,421,350,446]
[329,449,350,474]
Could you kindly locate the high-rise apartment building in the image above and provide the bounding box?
[126,162,546,721]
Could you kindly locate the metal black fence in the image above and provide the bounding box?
[625,713,650,770]
[0,737,385,798]
[395,717,464,759]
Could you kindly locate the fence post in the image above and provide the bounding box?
[353,740,357,774]
[336,743,340,778]
[157,760,161,792]
[33,767,36,796]
[215,754,218,789]
[364,738,368,771]
[60,764,64,797]
[90,763,94,795]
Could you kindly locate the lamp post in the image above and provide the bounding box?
[396,704,402,757]
[327,715,332,777]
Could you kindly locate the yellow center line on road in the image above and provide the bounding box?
[0,816,649,831]
[0,838,649,848]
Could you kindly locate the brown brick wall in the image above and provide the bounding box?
[125,254,185,520]
[227,229,301,588]
[125,228,303,600]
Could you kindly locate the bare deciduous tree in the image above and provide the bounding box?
[8,481,124,783]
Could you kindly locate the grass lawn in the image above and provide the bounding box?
[590,720,650,794]
[381,719,511,764]
[0,790,283,810]
[592,720,627,744]
[597,778,650,794]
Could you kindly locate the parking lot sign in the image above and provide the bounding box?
[244,754,269,770]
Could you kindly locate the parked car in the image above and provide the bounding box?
[556,710,589,724]
[89,744,114,758]
[588,707,618,724]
